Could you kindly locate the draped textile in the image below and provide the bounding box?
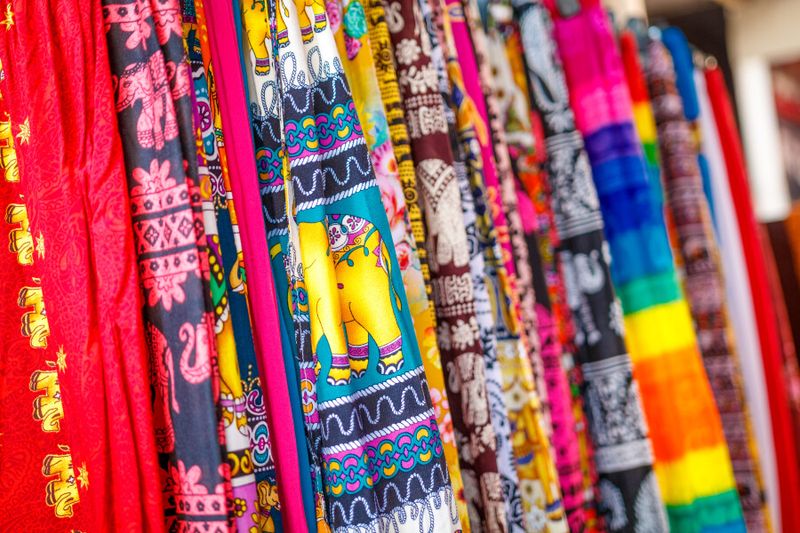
[378,0,508,527]
[0,0,163,529]
[328,2,468,529]
[426,0,528,528]
[451,0,554,442]
[483,6,590,530]
[697,68,778,532]
[512,1,662,530]
[706,65,800,533]
[548,1,743,530]
[639,35,769,533]
[493,17,604,529]
[236,0,462,529]
[102,1,233,529]
[181,1,266,529]
[363,0,472,526]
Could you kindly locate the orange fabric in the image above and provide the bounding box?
[633,345,727,462]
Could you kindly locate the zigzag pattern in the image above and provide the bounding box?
[280,50,351,113]
[320,381,430,441]
[328,463,453,530]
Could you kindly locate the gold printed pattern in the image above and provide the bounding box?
[29,368,64,432]
[0,112,18,182]
[18,279,50,348]
[42,445,81,518]
[5,201,33,265]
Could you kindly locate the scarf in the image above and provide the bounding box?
[0,0,163,528]
[513,0,662,529]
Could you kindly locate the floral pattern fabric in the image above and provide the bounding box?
[0,0,163,529]
[511,0,665,530]
[102,0,232,529]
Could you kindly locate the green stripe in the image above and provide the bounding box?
[666,489,745,533]
[618,271,682,314]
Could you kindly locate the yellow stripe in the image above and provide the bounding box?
[624,300,697,363]
[654,444,738,506]
[632,103,657,141]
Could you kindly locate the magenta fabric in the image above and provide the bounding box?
[448,4,518,280]
[202,1,308,530]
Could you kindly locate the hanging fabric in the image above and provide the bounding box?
[706,64,800,533]
[0,0,164,529]
[363,0,473,526]
[633,31,771,533]
[483,5,590,529]
[379,0,510,527]
[102,0,234,529]
[548,0,744,530]
[646,35,768,533]
[512,0,663,530]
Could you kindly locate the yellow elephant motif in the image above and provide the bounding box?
[0,113,18,183]
[42,446,80,518]
[276,0,328,48]
[18,280,50,349]
[250,480,281,533]
[218,317,248,430]
[298,214,405,385]
[242,0,272,75]
[29,369,64,433]
[5,202,33,266]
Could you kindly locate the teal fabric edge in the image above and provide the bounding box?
[617,270,682,315]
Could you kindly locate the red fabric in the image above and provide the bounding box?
[706,66,800,530]
[0,0,163,530]
[619,31,649,104]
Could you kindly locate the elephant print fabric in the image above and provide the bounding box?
[103,0,233,530]
[239,0,459,530]
[0,0,166,529]
[378,0,513,530]
[329,2,471,529]
[510,0,666,531]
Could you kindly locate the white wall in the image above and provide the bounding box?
[728,0,800,222]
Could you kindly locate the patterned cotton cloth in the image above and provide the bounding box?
[511,0,665,530]
[547,0,745,530]
[363,0,473,526]
[483,5,590,529]
[0,0,164,529]
[636,33,769,533]
[329,2,469,530]
[379,0,510,527]
[232,0,461,529]
[205,0,317,529]
[102,1,234,529]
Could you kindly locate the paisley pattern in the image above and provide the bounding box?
[511,0,664,530]
[330,4,468,530]
[102,0,232,530]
